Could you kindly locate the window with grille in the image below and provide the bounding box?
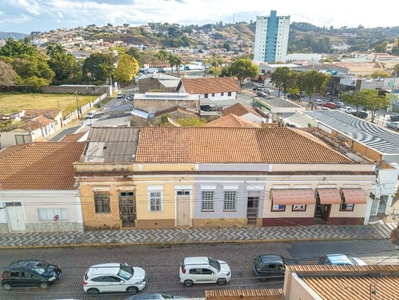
[150,191,162,212]
[38,208,68,221]
[224,191,237,211]
[94,192,110,213]
[201,191,214,211]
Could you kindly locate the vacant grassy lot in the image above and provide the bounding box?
[0,93,97,116]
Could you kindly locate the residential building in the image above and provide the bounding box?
[292,110,399,220]
[253,10,290,63]
[75,126,376,231]
[176,77,240,101]
[0,142,86,233]
[138,73,181,93]
[221,102,270,126]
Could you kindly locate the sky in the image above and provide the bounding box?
[0,0,398,34]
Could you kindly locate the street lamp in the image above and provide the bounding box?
[75,91,80,120]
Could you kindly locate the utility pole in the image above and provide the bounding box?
[75,91,80,120]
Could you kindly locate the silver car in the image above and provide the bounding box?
[387,121,399,130]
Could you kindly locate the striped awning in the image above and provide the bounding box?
[317,188,342,204]
[341,188,367,204]
[271,189,315,205]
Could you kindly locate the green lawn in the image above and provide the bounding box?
[0,93,97,117]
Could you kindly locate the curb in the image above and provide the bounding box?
[0,235,383,250]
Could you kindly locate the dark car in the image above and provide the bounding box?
[352,111,368,119]
[286,93,301,100]
[253,254,294,281]
[1,260,62,290]
[390,114,399,121]
[126,293,188,299]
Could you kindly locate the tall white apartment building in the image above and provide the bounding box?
[253,10,290,63]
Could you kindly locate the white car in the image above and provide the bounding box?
[387,121,399,130]
[339,106,354,114]
[83,263,146,296]
[313,99,323,106]
[179,257,231,287]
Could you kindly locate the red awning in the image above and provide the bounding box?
[317,188,342,204]
[341,188,367,204]
[272,189,315,205]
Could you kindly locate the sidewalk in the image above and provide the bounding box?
[0,223,396,249]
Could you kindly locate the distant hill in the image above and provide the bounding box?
[0,32,28,40]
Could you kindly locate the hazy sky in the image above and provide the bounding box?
[0,0,397,34]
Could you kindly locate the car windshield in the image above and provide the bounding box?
[117,264,133,280]
[208,257,221,271]
[31,261,49,275]
[254,256,263,268]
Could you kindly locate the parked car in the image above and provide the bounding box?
[323,102,337,109]
[179,256,231,287]
[1,260,62,290]
[352,111,368,119]
[313,99,323,106]
[317,254,367,266]
[253,254,294,281]
[339,106,355,114]
[286,93,301,100]
[85,110,96,119]
[126,293,188,299]
[257,91,267,97]
[387,121,399,130]
[83,263,146,296]
[335,101,344,108]
[390,114,399,121]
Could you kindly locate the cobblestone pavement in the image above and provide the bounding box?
[0,223,395,249]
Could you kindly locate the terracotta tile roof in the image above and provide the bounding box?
[0,142,85,190]
[222,102,264,118]
[24,108,61,119]
[135,127,354,164]
[204,114,261,128]
[60,132,87,142]
[154,105,199,117]
[179,77,240,94]
[19,116,53,131]
[287,265,399,300]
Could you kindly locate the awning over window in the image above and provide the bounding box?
[341,188,367,204]
[272,189,315,205]
[317,188,342,204]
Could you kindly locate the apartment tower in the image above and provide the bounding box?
[253,10,290,63]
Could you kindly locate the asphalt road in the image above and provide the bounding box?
[0,239,397,300]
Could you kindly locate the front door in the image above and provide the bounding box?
[176,190,190,226]
[118,192,136,228]
[247,191,259,226]
[5,202,25,231]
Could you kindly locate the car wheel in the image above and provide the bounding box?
[217,278,227,285]
[127,286,138,294]
[40,282,48,289]
[86,288,100,296]
[259,277,267,282]
[2,283,11,290]
[184,280,193,287]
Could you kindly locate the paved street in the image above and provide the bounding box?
[0,239,397,300]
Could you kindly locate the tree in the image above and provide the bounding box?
[47,44,82,84]
[223,58,258,86]
[114,53,139,86]
[10,55,55,87]
[127,47,144,66]
[269,67,294,97]
[342,89,389,123]
[392,64,399,77]
[0,60,17,86]
[176,117,207,126]
[370,70,391,79]
[0,38,38,57]
[82,52,114,83]
[297,70,331,109]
